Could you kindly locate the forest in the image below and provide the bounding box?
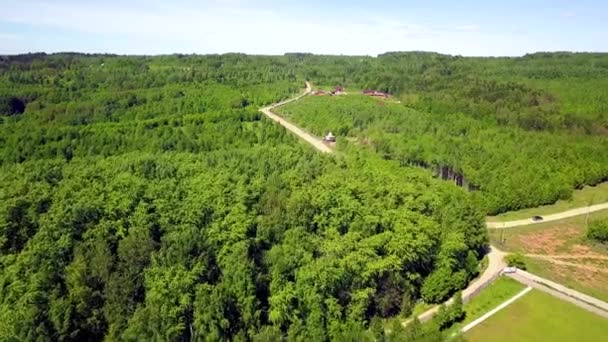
[0,51,607,340]
[278,94,608,214]
[277,52,608,214]
[0,53,487,341]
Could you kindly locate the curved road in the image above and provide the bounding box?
[417,245,506,323]
[260,82,333,154]
[259,81,608,322]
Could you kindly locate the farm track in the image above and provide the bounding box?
[259,82,333,154]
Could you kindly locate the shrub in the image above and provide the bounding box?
[504,253,526,270]
[587,220,608,243]
[421,268,467,303]
[400,291,414,317]
[0,96,26,116]
[434,292,465,330]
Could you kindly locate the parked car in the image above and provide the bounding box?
[502,266,517,274]
[532,215,544,222]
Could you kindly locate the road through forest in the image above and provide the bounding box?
[260,81,608,323]
[260,81,333,154]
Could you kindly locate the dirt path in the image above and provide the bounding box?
[259,82,333,154]
[487,202,608,228]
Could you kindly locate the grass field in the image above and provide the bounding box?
[488,182,608,222]
[523,257,608,302]
[444,276,526,334]
[466,289,608,341]
[489,209,608,301]
[489,208,608,254]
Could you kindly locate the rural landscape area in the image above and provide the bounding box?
[1,1,608,341]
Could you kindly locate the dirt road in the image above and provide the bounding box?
[487,202,608,228]
[259,82,333,154]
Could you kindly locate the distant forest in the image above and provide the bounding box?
[0,52,606,340]
[277,52,608,214]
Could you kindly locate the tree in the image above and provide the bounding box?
[0,96,25,116]
[587,219,608,243]
[400,291,415,318]
[504,253,527,270]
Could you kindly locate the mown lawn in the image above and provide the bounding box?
[466,290,608,341]
[444,276,526,334]
[488,182,608,222]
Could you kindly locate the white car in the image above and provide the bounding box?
[502,266,517,274]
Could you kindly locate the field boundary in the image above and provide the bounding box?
[461,286,532,333]
[507,269,608,318]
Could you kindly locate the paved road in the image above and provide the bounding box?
[487,202,608,228]
[416,246,507,323]
[507,270,608,319]
[260,82,334,154]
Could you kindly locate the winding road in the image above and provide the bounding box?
[259,81,608,323]
[417,245,506,323]
[260,82,333,154]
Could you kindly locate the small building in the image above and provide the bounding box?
[362,89,389,98]
[331,86,345,95]
[323,132,336,142]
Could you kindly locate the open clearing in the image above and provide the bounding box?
[465,289,608,341]
[489,209,608,301]
[488,182,608,222]
[489,208,608,255]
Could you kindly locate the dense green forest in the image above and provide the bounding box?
[1,51,607,340]
[276,52,608,214]
[278,94,608,214]
[1,53,487,341]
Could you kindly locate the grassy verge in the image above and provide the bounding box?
[444,276,526,335]
[488,182,608,222]
[465,289,608,341]
[411,302,435,317]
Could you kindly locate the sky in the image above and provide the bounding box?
[0,0,607,56]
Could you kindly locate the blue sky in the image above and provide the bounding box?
[1,0,607,56]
